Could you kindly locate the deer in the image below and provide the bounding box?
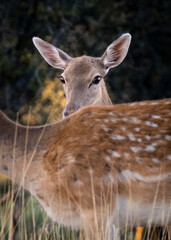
[0,99,171,240]
[32,33,131,118]
[32,33,162,239]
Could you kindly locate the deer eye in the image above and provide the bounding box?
[60,76,65,84]
[89,76,101,88]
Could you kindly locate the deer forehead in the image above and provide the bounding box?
[63,56,105,81]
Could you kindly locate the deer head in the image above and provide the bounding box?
[33,33,131,118]
[0,99,171,240]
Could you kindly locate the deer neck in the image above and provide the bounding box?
[98,79,112,106]
[0,111,62,191]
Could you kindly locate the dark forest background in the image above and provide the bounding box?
[0,1,171,239]
[0,0,171,123]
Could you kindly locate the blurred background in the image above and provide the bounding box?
[0,0,171,239]
[0,0,171,124]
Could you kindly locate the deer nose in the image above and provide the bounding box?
[63,103,80,118]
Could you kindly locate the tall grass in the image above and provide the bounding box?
[0,109,170,240]
[0,180,84,240]
[0,168,169,239]
[0,107,83,240]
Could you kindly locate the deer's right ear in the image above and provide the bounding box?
[102,33,131,70]
[32,37,72,70]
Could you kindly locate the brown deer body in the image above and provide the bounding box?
[0,99,171,239]
[33,33,131,118]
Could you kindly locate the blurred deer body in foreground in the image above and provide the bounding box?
[0,99,171,240]
[33,33,131,118]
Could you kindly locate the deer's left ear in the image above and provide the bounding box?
[102,33,131,69]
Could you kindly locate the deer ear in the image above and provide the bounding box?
[102,33,131,69]
[32,37,72,70]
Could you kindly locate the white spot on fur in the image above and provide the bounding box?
[130,117,141,123]
[112,151,121,158]
[137,138,142,142]
[118,170,169,183]
[101,124,111,132]
[128,133,136,141]
[161,130,167,133]
[124,152,130,159]
[102,173,115,183]
[123,118,128,122]
[135,127,140,132]
[165,135,171,141]
[121,127,126,131]
[150,102,158,105]
[104,118,109,123]
[111,119,117,123]
[164,101,170,104]
[152,158,160,163]
[145,121,158,128]
[107,149,121,157]
[152,142,158,147]
[67,155,76,163]
[111,134,125,141]
[107,149,113,154]
[155,134,161,138]
[109,112,116,116]
[145,145,155,152]
[130,146,142,153]
[167,155,171,160]
[151,115,161,119]
[145,135,151,140]
[105,155,111,162]
[130,103,136,106]
[139,102,146,106]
